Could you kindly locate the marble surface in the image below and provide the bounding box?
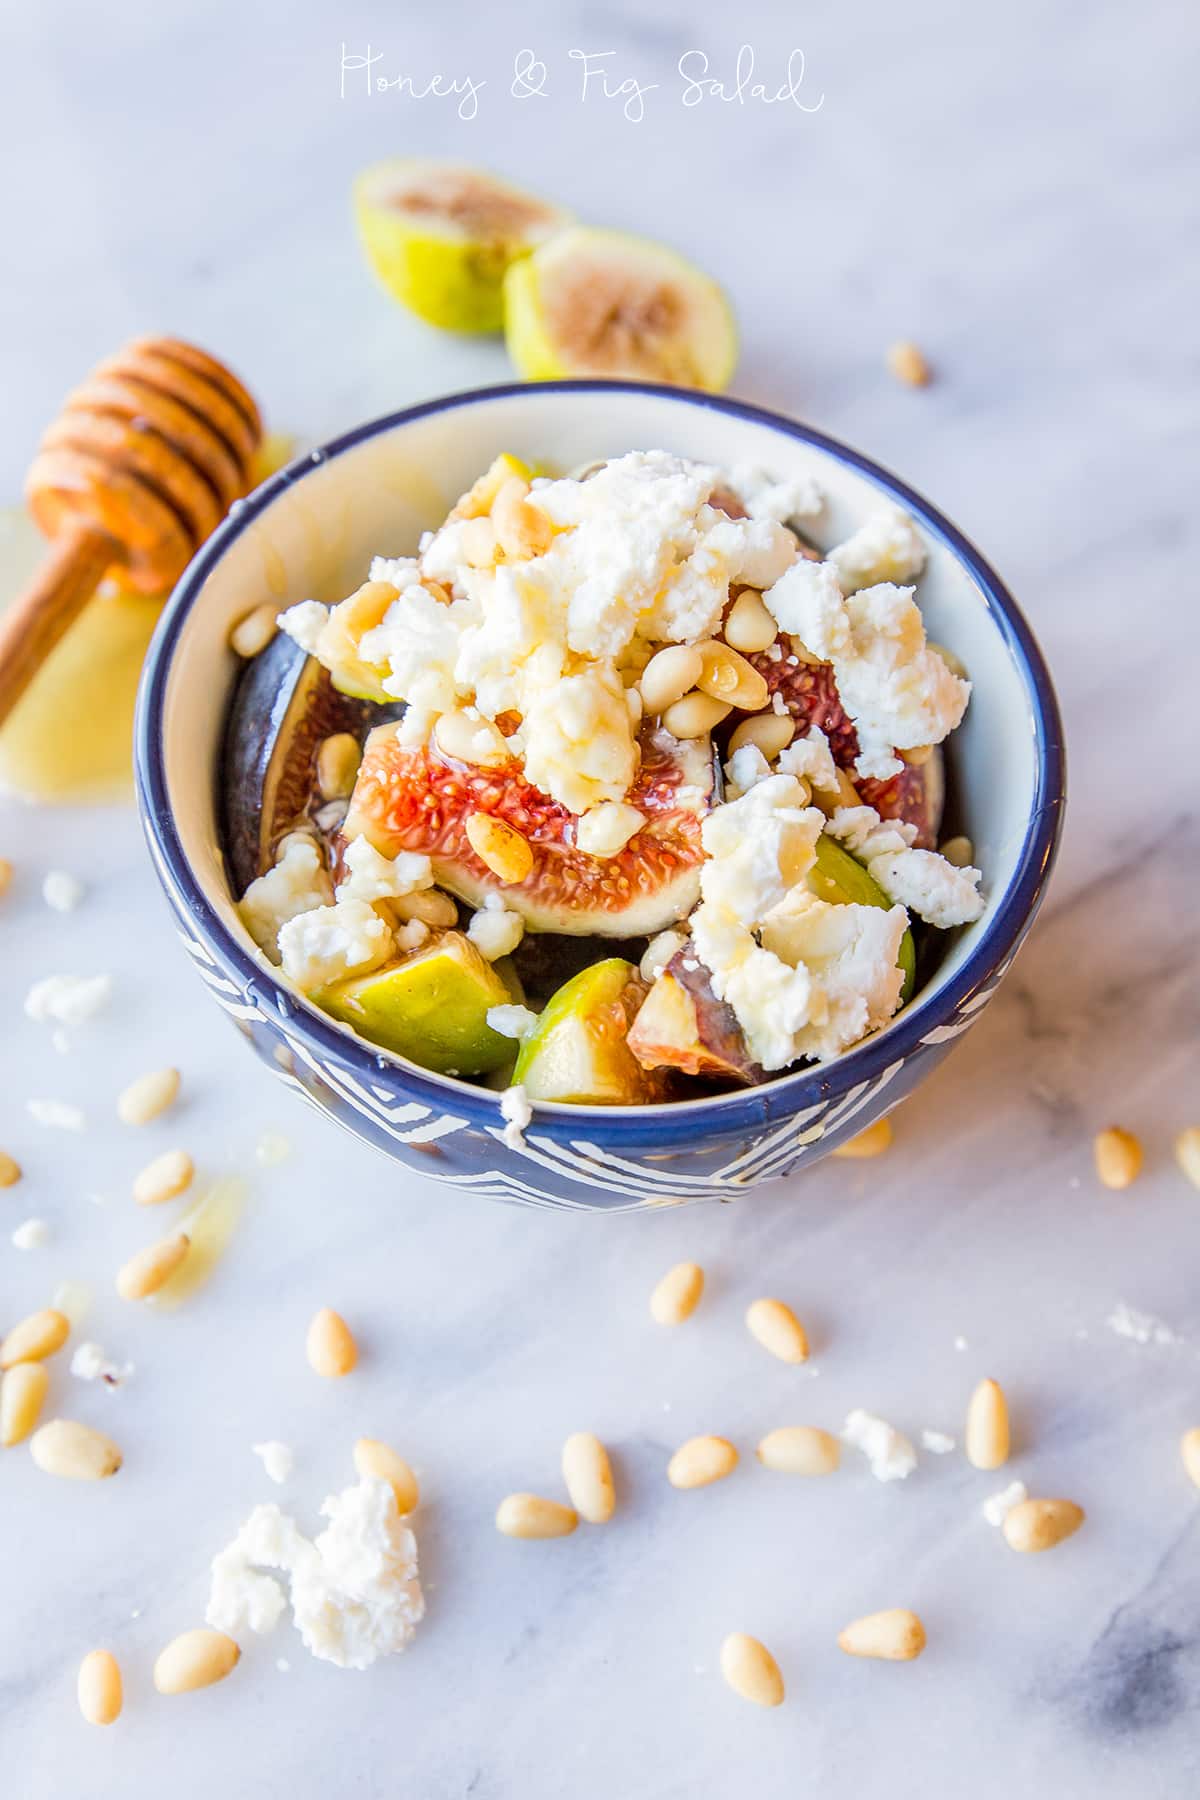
[2,0,1198,1794]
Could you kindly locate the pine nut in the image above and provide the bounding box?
[900,743,934,767]
[229,603,278,659]
[78,1650,123,1725]
[0,857,12,896]
[939,835,975,869]
[649,1260,705,1326]
[661,691,733,740]
[720,1633,784,1707]
[724,588,779,654]
[965,1377,1010,1470]
[492,477,554,559]
[434,709,509,768]
[667,1435,738,1489]
[1181,1428,1200,1490]
[746,1298,809,1365]
[1176,1128,1200,1191]
[1,1362,49,1445]
[392,888,458,927]
[495,1493,578,1539]
[561,1432,616,1524]
[1094,1126,1143,1190]
[0,1148,21,1187]
[0,1307,69,1368]
[30,1419,122,1480]
[639,645,704,716]
[1002,1497,1084,1553]
[887,340,932,387]
[811,766,861,818]
[756,1426,840,1476]
[727,712,794,761]
[117,1232,190,1301]
[465,813,534,885]
[832,1118,893,1159]
[316,732,362,801]
[838,1608,927,1660]
[353,1437,419,1514]
[696,641,769,712]
[306,1307,358,1378]
[117,1067,181,1127]
[154,1629,241,1695]
[132,1148,195,1207]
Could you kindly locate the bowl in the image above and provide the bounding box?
[135,381,1065,1211]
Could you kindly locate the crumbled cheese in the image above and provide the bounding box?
[11,1218,50,1250]
[920,1430,956,1455]
[640,929,688,983]
[728,463,824,524]
[238,838,334,957]
[827,506,926,593]
[723,743,771,797]
[487,1004,539,1040]
[763,563,970,780]
[825,805,918,861]
[368,555,422,589]
[336,836,433,904]
[277,600,331,656]
[699,776,823,925]
[1107,1301,1180,1347]
[758,889,908,1063]
[24,973,113,1029]
[206,1476,424,1669]
[255,1132,292,1166]
[575,800,645,859]
[826,805,984,927]
[27,1098,85,1131]
[277,899,394,993]
[982,1479,1027,1526]
[468,908,525,961]
[42,870,85,912]
[777,728,842,796]
[842,1409,917,1482]
[394,919,431,953]
[253,1441,295,1485]
[520,664,638,816]
[70,1341,133,1386]
[499,1084,533,1149]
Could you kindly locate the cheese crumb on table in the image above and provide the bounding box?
[11,1218,50,1250]
[920,1430,956,1455]
[24,973,114,1030]
[26,1098,86,1132]
[70,1341,134,1386]
[1107,1301,1180,1347]
[253,1441,295,1485]
[982,1479,1028,1526]
[42,870,85,913]
[842,1409,917,1482]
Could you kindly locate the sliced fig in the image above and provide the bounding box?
[857,749,944,852]
[344,722,714,937]
[512,959,664,1105]
[628,952,764,1086]
[314,931,513,1075]
[220,633,400,896]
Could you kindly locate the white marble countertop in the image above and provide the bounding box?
[2,1,1197,1794]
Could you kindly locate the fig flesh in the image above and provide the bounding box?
[627,952,764,1086]
[512,959,663,1105]
[315,931,513,1075]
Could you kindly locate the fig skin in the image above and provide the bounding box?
[314,931,514,1075]
[513,959,666,1106]
[628,953,764,1087]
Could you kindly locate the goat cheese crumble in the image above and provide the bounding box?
[277,899,394,993]
[842,1409,918,1482]
[499,1084,533,1149]
[982,1479,1028,1526]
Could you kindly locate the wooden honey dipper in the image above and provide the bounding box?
[0,336,262,728]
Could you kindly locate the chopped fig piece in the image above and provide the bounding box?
[858,747,944,851]
[314,931,514,1075]
[628,953,764,1086]
[512,959,665,1105]
[345,723,714,937]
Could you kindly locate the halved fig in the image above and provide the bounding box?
[627,952,764,1086]
[315,931,513,1075]
[512,959,664,1105]
[221,632,400,895]
[344,722,714,937]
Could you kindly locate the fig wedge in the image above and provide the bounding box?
[627,952,764,1086]
[315,931,513,1075]
[512,959,664,1105]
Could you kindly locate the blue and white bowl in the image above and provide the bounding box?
[135,382,1065,1211]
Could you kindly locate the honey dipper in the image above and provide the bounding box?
[0,336,262,727]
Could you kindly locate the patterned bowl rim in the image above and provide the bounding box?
[135,379,1066,1144]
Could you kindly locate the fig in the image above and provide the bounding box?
[512,959,663,1105]
[315,932,514,1075]
[503,227,738,391]
[627,952,764,1086]
[344,722,715,937]
[353,159,572,334]
[510,931,648,1009]
[221,632,400,896]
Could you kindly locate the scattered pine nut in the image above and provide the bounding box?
[832,1118,892,1159]
[650,1261,705,1326]
[1094,1126,1143,1190]
[306,1307,358,1378]
[117,1232,191,1301]
[727,712,794,761]
[0,1149,21,1187]
[132,1148,195,1206]
[464,813,533,885]
[229,603,278,660]
[0,1307,69,1368]
[719,1633,784,1708]
[0,1362,49,1445]
[0,856,12,896]
[965,1378,1010,1471]
[745,1298,809,1365]
[30,1419,122,1480]
[495,1493,578,1539]
[1002,1497,1085,1553]
[78,1650,123,1725]
[1175,1127,1200,1191]
[1181,1428,1200,1491]
[667,1435,738,1490]
[886,341,932,387]
[756,1426,840,1476]
[838,1609,927,1661]
[117,1067,181,1127]
[153,1629,241,1695]
[353,1437,419,1514]
[695,639,770,712]
[939,835,975,869]
[561,1432,616,1524]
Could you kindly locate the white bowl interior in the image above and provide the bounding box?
[160,387,1042,1061]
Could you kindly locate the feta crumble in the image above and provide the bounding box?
[335,836,433,904]
[467,906,525,961]
[24,973,113,1030]
[499,1084,533,1149]
[70,1341,134,1386]
[277,899,393,993]
[11,1218,50,1250]
[827,506,927,593]
[826,804,984,928]
[842,1409,917,1482]
[982,1479,1028,1526]
[42,870,85,913]
[238,837,334,957]
[276,599,330,656]
[253,1441,295,1485]
[26,1098,85,1132]
[1107,1301,1180,1347]
[728,463,824,525]
[486,1004,539,1041]
[920,1430,956,1455]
